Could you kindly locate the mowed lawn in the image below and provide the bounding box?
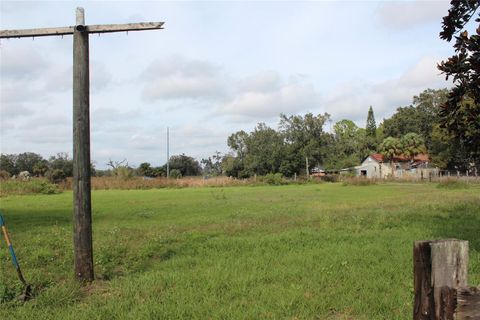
[0,183,479,319]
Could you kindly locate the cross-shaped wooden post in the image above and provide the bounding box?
[0,7,164,282]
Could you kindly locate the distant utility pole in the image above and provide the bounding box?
[0,8,164,282]
[166,127,170,178]
[306,156,309,179]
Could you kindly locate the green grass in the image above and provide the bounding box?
[1,183,479,319]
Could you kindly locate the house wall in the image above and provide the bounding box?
[396,167,439,180]
[355,158,439,180]
[355,156,388,178]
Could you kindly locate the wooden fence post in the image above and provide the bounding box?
[414,239,479,319]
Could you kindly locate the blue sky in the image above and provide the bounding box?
[0,1,453,168]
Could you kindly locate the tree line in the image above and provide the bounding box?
[1,88,478,180]
[219,88,478,178]
[0,152,203,181]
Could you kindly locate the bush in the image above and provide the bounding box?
[0,170,10,180]
[169,169,182,179]
[320,174,338,183]
[35,180,60,194]
[46,169,66,184]
[261,173,287,185]
[0,179,60,196]
[437,178,469,189]
[115,166,135,180]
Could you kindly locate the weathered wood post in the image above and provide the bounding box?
[72,7,94,282]
[413,239,480,319]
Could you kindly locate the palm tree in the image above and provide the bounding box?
[379,137,403,177]
[401,133,426,163]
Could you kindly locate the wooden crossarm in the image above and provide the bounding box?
[0,22,164,39]
[0,27,73,38]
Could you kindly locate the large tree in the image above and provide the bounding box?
[201,151,223,176]
[244,123,285,175]
[382,88,449,150]
[168,154,201,176]
[364,106,378,151]
[15,152,45,174]
[366,106,376,138]
[0,154,17,175]
[49,153,74,177]
[438,1,480,162]
[325,119,364,169]
[279,112,331,173]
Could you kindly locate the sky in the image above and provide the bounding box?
[0,0,454,169]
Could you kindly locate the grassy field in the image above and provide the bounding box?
[0,183,479,319]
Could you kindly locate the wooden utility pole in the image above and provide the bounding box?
[72,8,93,281]
[1,8,164,282]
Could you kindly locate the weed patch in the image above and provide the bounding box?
[341,177,378,186]
[437,178,470,189]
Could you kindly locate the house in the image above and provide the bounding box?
[354,153,438,179]
[311,166,326,177]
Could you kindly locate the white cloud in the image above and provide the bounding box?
[377,1,450,30]
[237,71,282,93]
[93,107,140,124]
[127,132,162,150]
[215,71,321,121]
[142,55,227,101]
[219,83,320,120]
[141,58,322,122]
[169,123,229,160]
[0,44,49,79]
[324,55,448,123]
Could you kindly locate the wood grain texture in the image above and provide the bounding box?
[72,8,94,282]
[456,287,480,319]
[431,240,469,318]
[414,241,435,319]
[413,240,469,320]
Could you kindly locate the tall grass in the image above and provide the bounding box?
[90,176,254,189]
[437,177,470,189]
[341,176,379,186]
[0,179,60,196]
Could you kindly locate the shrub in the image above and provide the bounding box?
[0,179,60,196]
[115,166,135,180]
[35,180,60,194]
[46,169,66,184]
[0,170,10,180]
[261,173,287,185]
[437,178,469,189]
[169,169,182,179]
[320,174,338,183]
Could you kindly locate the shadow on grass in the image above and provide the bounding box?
[2,209,71,232]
